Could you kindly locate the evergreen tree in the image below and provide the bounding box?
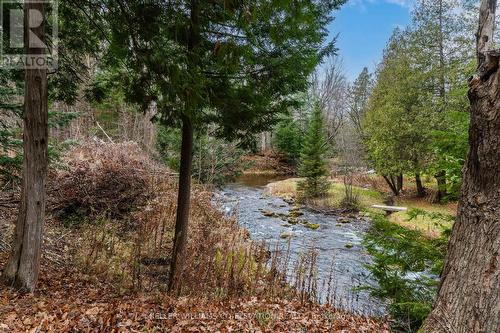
[298,102,330,198]
[364,29,432,196]
[363,1,474,199]
[410,0,474,201]
[99,0,345,291]
[274,116,303,165]
[0,69,24,184]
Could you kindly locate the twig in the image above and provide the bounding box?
[96,121,114,143]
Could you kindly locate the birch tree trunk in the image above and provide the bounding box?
[424,0,500,331]
[3,1,48,292]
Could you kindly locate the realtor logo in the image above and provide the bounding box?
[0,0,58,69]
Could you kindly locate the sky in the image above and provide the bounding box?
[328,0,415,81]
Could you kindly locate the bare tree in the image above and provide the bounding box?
[336,123,364,210]
[347,67,372,136]
[424,0,500,331]
[311,56,348,145]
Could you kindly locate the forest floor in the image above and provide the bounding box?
[266,175,457,238]
[0,143,391,332]
[0,255,390,332]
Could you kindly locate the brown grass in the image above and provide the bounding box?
[46,142,345,302]
[266,175,457,238]
[242,153,295,175]
[0,143,391,331]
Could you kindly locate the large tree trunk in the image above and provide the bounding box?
[3,1,48,292]
[424,1,499,331]
[168,116,194,292]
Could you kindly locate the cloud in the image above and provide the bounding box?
[346,0,414,9]
[384,0,414,8]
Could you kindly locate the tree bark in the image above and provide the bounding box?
[415,173,426,198]
[3,1,48,292]
[382,174,401,196]
[396,173,403,193]
[434,171,447,203]
[168,0,199,293]
[424,1,499,331]
[168,116,194,292]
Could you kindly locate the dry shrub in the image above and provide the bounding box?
[50,141,166,221]
[242,153,294,175]
[351,173,391,194]
[48,142,340,307]
[51,142,276,299]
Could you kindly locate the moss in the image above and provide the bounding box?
[262,210,277,217]
[304,223,320,230]
[288,210,304,218]
[280,232,293,239]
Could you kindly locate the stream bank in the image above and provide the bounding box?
[217,174,387,317]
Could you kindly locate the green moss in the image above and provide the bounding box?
[304,223,320,230]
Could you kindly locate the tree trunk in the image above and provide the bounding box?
[382,174,401,196]
[168,0,199,293]
[433,0,448,204]
[424,1,499,331]
[434,171,447,202]
[3,1,48,292]
[168,116,194,292]
[396,173,403,193]
[416,173,426,197]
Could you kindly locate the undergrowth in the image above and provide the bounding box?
[49,142,339,306]
[363,214,449,332]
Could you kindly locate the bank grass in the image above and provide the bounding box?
[266,178,456,238]
[267,178,382,206]
[387,197,456,238]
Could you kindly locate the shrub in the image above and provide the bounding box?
[50,141,160,222]
[51,142,270,297]
[363,215,448,332]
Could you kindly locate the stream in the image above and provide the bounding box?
[217,174,387,317]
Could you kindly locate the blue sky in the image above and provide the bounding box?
[329,0,414,81]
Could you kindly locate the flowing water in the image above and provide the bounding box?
[217,174,387,317]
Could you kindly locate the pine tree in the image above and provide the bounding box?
[99,0,345,292]
[298,102,330,198]
[274,116,303,165]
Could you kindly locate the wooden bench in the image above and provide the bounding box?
[371,205,408,215]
